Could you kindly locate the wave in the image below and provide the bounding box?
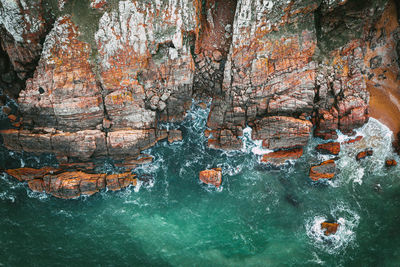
[305,202,360,255]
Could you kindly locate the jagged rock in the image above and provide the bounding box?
[0,0,48,79]
[199,168,222,187]
[309,160,336,181]
[106,172,137,191]
[254,117,313,150]
[0,0,397,196]
[6,167,137,198]
[5,167,60,181]
[321,222,339,236]
[356,150,373,160]
[316,142,341,155]
[261,148,303,166]
[385,159,397,167]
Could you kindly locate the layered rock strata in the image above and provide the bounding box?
[5,167,136,199]
[0,0,399,188]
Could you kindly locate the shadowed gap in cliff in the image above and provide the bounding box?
[192,0,238,99]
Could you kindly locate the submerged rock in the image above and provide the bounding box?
[356,150,373,160]
[321,222,339,236]
[309,160,336,181]
[385,159,397,167]
[261,148,303,166]
[316,142,340,155]
[199,168,222,188]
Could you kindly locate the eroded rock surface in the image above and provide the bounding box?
[309,160,336,181]
[199,168,222,187]
[0,0,399,194]
[6,167,136,198]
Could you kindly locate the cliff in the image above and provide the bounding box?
[0,0,399,197]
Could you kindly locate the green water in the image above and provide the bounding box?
[1,103,400,266]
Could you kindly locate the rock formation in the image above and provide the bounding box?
[321,221,339,236]
[309,160,336,181]
[261,148,303,166]
[199,168,222,187]
[0,0,399,195]
[385,159,397,167]
[5,167,136,198]
[356,150,374,160]
[316,142,341,155]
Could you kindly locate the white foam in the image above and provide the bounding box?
[239,126,273,156]
[306,203,360,255]
[334,117,398,186]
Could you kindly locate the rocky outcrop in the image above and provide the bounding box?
[309,160,336,181]
[206,0,388,154]
[1,2,198,164]
[1,0,399,195]
[5,167,60,181]
[321,221,339,236]
[356,150,373,160]
[316,142,340,155]
[385,159,397,167]
[0,0,48,79]
[199,168,222,187]
[6,167,137,198]
[364,0,400,152]
[261,148,303,166]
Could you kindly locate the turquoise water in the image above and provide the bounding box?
[1,102,400,266]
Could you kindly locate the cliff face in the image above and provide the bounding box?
[0,0,399,189]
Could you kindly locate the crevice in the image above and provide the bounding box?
[192,0,238,99]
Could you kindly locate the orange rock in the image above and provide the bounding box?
[343,136,363,144]
[321,222,339,236]
[28,179,45,193]
[12,121,22,128]
[44,171,107,199]
[199,168,222,187]
[7,114,17,122]
[385,159,397,167]
[106,172,137,191]
[261,148,303,165]
[316,142,340,155]
[309,160,336,181]
[356,150,373,160]
[5,167,60,181]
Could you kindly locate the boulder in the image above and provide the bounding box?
[321,222,339,236]
[199,168,222,187]
[316,142,340,155]
[342,136,363,144]
[356,150,373,160]
[385,159,397,167]
[261,148,303,166]
[309,160,336,181]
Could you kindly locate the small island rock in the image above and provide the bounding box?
[199,168,222,187]
[309,160,336,181]
[321,222,339,236]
